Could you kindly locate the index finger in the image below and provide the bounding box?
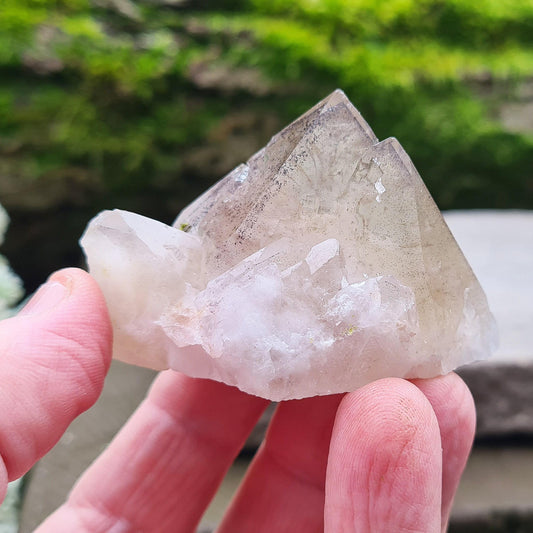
[0,268,112,493]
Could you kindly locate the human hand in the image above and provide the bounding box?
[0,268,475,532]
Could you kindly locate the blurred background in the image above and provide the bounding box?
[1,1,533,532]
[1,0,533,293]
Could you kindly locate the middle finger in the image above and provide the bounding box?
[217,394,343,533]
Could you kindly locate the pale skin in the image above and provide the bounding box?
[0,268,476,532]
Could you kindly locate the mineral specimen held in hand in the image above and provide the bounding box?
[81,90,497,400]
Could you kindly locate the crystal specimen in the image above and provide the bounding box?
[80,90,497,401]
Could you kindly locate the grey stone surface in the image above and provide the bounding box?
[454,447,533,514]
[449,447,533,532]
[444,211,533,364]
[199,459,249,531]
[458,363,533,439]
[446,211,533,439]
[18,361,156,532]
[243,403,275,452]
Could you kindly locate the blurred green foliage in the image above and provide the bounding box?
[1,0,533,210]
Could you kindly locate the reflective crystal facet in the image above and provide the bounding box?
[81,90,497,400]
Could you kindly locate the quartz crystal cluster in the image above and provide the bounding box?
[81,90,497,400]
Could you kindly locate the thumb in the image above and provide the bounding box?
[0,268,112,501]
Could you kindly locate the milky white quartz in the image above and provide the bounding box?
[80,90,497,400]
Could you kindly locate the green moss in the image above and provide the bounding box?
[0,0,532,211]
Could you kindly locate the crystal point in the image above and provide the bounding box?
[81,90,497,400]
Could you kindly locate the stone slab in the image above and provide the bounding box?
[444,210,533,364]
[243,403,275,452]
[445,211,533,439]
[458,362,533,439]
[449,446,533,532]
[454,447,533,514]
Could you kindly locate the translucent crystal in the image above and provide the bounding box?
[80,90,497,400]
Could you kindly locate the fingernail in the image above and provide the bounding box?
[19,280,70,317]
